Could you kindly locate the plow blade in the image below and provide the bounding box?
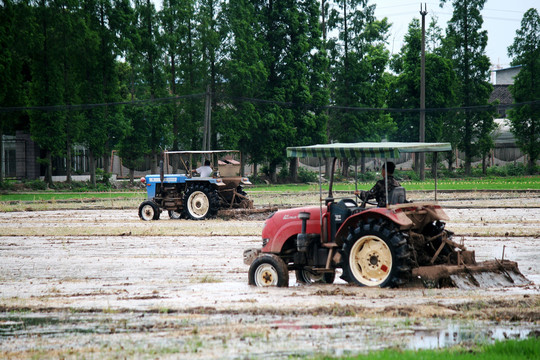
[412,260,531,289]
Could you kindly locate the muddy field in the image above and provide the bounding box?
[1,192,539,359]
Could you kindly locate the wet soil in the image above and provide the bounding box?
[1,194,539,359]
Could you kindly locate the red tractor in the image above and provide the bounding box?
[244,142,527,288]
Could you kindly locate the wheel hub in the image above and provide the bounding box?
[349,235,393,286]
[187,191,210,218]
[262,271,274,284]
[254,264,278,286]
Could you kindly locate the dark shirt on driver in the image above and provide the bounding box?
[360,175,400,207]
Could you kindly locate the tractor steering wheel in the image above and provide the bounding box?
[356,191,377,208]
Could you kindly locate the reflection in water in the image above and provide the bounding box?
[409,323,534,350]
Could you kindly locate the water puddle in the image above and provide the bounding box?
[3,312,537,356]
[408,323,535,350]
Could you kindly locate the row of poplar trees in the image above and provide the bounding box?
[1,0,539,185]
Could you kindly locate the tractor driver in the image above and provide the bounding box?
[195,159,213,177]
[356,161,400,207]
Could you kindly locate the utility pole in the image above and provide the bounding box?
[202,84,212,151]
[419,3,427,180]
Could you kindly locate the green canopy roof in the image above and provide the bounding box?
[286,142,452,159]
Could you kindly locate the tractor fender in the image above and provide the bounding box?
[262,206,324,253]
[185,178,226,186]
[334,207,413,246]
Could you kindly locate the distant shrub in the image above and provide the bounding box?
[278,166,289,182]
[356,171,377,182]
[0,181,15,191]
[23,179,47,190]
[298,167,318,183]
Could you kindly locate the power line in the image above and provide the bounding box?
[2,94,537,114]
[0,93,206,113]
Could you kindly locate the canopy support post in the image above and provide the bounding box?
[384,158,389,208]
[434,152,438,201]
[354,158,358,194]
[319,157,323,230]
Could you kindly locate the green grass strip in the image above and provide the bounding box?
[250,176,540,192]
[0,192,144,202]
[317,338,539,360]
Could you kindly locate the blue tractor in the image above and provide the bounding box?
[139,151,252,220]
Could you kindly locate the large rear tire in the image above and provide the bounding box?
[248,254,289,287]
[342,218,410,287]
[139,201,160,221]
[183,184,220,220]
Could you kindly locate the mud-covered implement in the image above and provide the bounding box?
[244,142,529,289]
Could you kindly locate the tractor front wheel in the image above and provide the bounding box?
[183,184,220,220]
[342,219,410,287]
[138,201,160,221]
[248,254,289,287]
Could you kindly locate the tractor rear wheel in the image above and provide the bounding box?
[248,254,289,287]
[139,201,160,221]
[295,269,335,284]
[183,184,220,220]
[342,218,410,287]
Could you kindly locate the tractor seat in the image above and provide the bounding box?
[388,187,406,205]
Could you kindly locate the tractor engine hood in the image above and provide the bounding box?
[262,206,324,253]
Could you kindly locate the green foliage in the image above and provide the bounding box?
[507,8,540,174]
[388,19,458,147]
[278,166,289,182]
[0,180,15,191]
[1,0,535,187]
[22,179,48,191]
[440,0,494,176]
[297,167,318,183]
[356,171,378,182]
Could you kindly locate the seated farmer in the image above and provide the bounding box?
[357,161,400,207]
[195,159,213,177]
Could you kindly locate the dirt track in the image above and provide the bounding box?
[1,196,539,359]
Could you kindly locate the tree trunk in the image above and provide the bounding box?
[446,151,454,172]
[325,159,331,180]
[289,158,298,182]
[269,162,277,183]
[45,150,53,188]
[103,153,110,176]
[465,152,472,176]
[66,143,72,184]
[431,153,438,178]
[89,149,96,187]
[341,158,349,177]
[0,123,4,184]
[151,152,158,174]
[129,168,134,185]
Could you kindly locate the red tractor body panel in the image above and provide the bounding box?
[262,206,325,253]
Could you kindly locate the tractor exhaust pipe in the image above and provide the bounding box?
[159,160,164,184]
[297,212,310,252]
